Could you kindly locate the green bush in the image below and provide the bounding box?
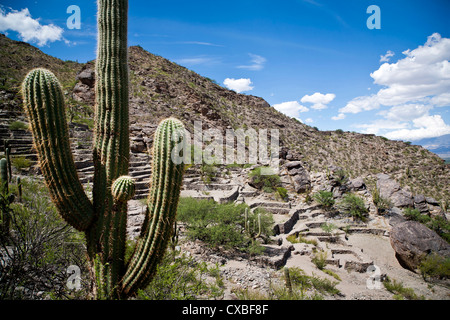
[1,178,87,299]
[371,187,392,213]
[276,187,288,201]
[137,248,224,300]
[9,121,28,131]
[313,191,334,209]
[333,169,348,186]
[383,277,425,300]
[249,166,281,193]
[338,193,368,221]
[176,197,273,253]
[419,252,450,280]
[11,156,31,171]
[311,250,328,270]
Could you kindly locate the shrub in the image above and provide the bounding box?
[11,156,31,171]
[311,250,328,270]
[333,169,348,186]
[419,252,450,280]
[383,277,425,300]
[276,187,288,201]
[338,193,368,221]
[313,191,334,210]
[9,121,28,131]
[137,248,224,300]
[371,187,392,213]
[286,234,318,246]
[249,166,281,193]
[320,222,337,234]
[1,178,87,299]
[176,197,273,253]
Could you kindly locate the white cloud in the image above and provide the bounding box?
[355,119,409,135]
[0,8,64,46]
[430,93,450,107]
[223,78,254,93]
[331,113,346,120]
[384,115,450,141]
[380,50,395,63]
[300,92,335,110]
[340,94,380,114]
[273,101,309,120]
[176,56,219,66]
[304,118,314,123]
[343,33,450,141]
[370,33,450,106]
[380,104,432,122]
[237,53,266,71]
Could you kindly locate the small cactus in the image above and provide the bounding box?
[284,267,293,295]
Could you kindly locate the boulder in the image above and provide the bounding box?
[390,220,450,271]
[76,68,95,87]
[376,173,413,208]
[348,177,365,190]
[73,82,95,105]
[284,161,311,193]
[130,138,146,153]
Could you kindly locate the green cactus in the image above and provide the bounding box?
[1,158,7,193]
[0,158,13,240]
[5,147,11,182]
[21,0,185,299]
[284,267,293,295]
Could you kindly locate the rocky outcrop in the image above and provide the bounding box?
[283,161,311,193]
[72,67,95,104]
[376,173,413,208]
[390,220,450,271]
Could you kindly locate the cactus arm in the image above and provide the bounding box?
[121,118,185,296]
[21,69,94,231]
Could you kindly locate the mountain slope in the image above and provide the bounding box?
[0,34,449,203]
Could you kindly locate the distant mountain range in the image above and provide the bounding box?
[414,134,450,160]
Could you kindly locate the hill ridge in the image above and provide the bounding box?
[0,33,449,203]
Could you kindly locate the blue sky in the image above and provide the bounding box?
[1,0,450,144]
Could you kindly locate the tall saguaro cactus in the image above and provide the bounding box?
[21,0,185,299]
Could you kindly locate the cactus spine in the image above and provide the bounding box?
[21,0,185,299]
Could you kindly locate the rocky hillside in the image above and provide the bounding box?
[0,33,449,204]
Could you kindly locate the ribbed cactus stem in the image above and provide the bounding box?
[5,147,11,182]
[244,207,249,232]
[0,158,7,193]
[255,213,261,238]
[284,267,293,295]
[17,176,22,202]
[22,69,94,231]
[122,118,185,296]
